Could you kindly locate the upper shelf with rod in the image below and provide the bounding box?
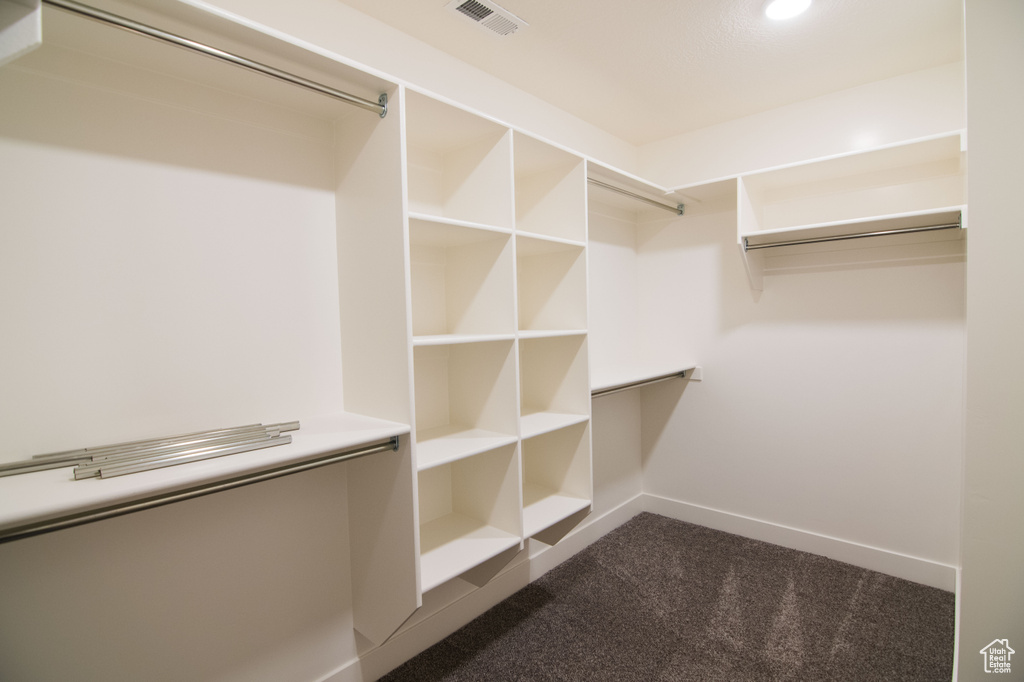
[1,0,396,123]
[737,131,967,290]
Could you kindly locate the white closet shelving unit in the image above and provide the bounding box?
[0,0,419,646]
[586,164,715,395]
[404,92,593,591]
[737,132,967,290]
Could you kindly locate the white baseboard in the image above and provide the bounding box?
[642,493,957,591]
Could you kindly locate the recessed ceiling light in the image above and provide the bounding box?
[764,0,811,20]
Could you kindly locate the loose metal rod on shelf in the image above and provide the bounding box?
[41,0,389,117]
[0,422,302,479]
[743,220,962,252]
[0,436,400,544]
[588,178,684,216]
[70,422,300,478]
[591,370,688,398]
[75,434,293,480]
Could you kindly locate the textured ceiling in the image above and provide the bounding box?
[332,0,963,146]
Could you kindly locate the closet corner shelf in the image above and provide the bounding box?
[522,483,591,538]
[419,513,522,592]
[741,207,964,252]
[415,426,518,471]
[520,412,589,440]
[591,364,697,397]
[0,411,410,536]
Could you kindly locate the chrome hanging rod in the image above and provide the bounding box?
[0,436,400,544]
[591,370,688,398]
[743,220,962,252]
[41,0,388,117]
[588,178,684,216]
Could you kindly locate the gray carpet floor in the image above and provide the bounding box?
[381,513,955,681]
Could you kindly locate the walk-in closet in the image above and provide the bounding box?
[0,0,1020,680]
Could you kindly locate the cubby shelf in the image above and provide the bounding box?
[415,426,518,471]
[419,515,521,593]
[402,94,592,593]
[519,334,589,439]
[417,444,521,592]
[405,91,513,229]
[513,132,587,243]
[521,423,591,539]
[516,235,587,333]
[520,412,589,440]
[522,483,591,539]
[413,339,518,470]
[409,217,514,339]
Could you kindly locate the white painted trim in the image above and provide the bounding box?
[951,566,962,681]
[319,494,646,682]
[642,493,957,591]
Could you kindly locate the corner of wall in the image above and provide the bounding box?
[638,61,967,188]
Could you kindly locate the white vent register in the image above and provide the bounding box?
[446,0,527,36]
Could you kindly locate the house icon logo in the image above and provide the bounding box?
[980,639,1014,674]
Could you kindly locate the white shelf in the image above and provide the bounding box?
[737,133,966,290]
[521,422,591,538]
[518,329,587,339]
[409,217,514,338]
[0,412,410,534]
[513,132,587,243]
[413,333,516,346]
[407,212,512,236]
[522,482,591,538]
[412,340,518,458]
[520,411,589,440]
[417,444,521,591]
[740,206,964,250]
[419,513,521,592]
[517,235,587,332]
[405,91,513,229]
[590,363,697,396]
[519,333,589,437]
[416,425,518,470]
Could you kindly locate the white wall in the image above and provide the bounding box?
[959,1,1024,679]
[640,62,966,189]
[635,207,965,586]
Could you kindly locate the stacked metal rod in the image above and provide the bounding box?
[0,422,299,479]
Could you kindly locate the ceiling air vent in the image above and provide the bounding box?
[446,0,527,37]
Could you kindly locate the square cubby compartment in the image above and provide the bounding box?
[414,340,518,470]
[513,132,586,242]
[516,236,587,333]
[405,91,513,229]
[521,422,592,539]
[519,334,589,439]
[417,444,522,592]
[410,217,514,340]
